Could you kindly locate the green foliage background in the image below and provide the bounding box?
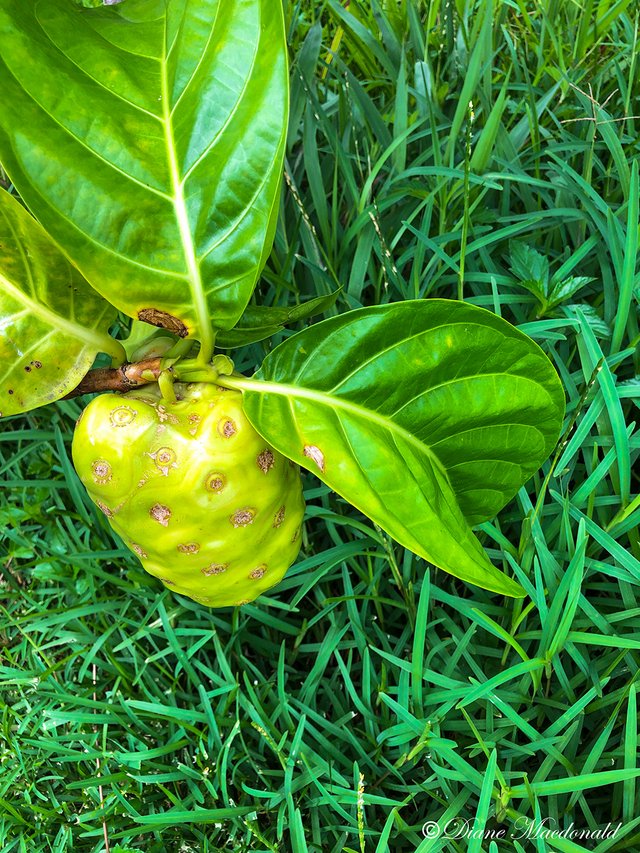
[1,0,639,850]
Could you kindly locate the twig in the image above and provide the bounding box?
[63,358,164,399]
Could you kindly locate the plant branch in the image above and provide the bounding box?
[64,358,164,398]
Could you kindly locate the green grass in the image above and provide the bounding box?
[1,0,640,850]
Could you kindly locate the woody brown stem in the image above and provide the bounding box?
[64,358,164,399]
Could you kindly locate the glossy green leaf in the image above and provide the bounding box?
[221,300,565,597]
[0,0,288,360]
[216,290,341,349]
[0,189,118,416]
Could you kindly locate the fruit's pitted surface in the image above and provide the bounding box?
[72,382,305,607]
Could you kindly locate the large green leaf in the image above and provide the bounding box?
[0,0,288,360]
[220,300,566,597]
[0,189,118,416]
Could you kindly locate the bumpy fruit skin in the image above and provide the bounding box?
[71,382,305,607]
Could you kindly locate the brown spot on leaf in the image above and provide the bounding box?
[7,390,13,395]
[201,562,228,576]
[138,308,188,338]
[303,445,325,473]
[178,543,200,555]
[32,361,42,369]
[24,365,31,373]
[150,503,171,526]
[231,507,256,528]
[257,449,275,473]
[273,506,286,528]
[160,577,176,585]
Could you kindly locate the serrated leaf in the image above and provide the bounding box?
[216,290,341,349]
[0,0,288,359]
[508,241,550,297]
[548,275,595,307]
[225,300,565,597]
[562,304,611,338]
[0,189,117,416]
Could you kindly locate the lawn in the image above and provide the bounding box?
[1,0,639,851]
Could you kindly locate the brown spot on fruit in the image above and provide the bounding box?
[96,500,113,518]
[249,565,266,580]
[273,506,286,528]
[218,418,237,438]
[150,503,171,526]
[92,460,112,485]
[231,507,256,528]
[138,308,188,338]
[153,404,179,425]
[303,445,325,473]
[187,412,200,435]
[178,543,200,555]
[257,449,275,473]
[205,472,226,493]
[201,563,228,576]
[148,446,177,476]
[110,405,137,427]
[131,543,148,559]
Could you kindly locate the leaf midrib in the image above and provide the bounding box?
[160,17,212,355]
[222,374,446,475]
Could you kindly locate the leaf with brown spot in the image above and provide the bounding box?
[230,300,566,598]
[0,189,117,416]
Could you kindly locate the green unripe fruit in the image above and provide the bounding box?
[71,382,305,607]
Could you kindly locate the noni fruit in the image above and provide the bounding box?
[71,382,305,607]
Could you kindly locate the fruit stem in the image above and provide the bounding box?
[158,369,177,405]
